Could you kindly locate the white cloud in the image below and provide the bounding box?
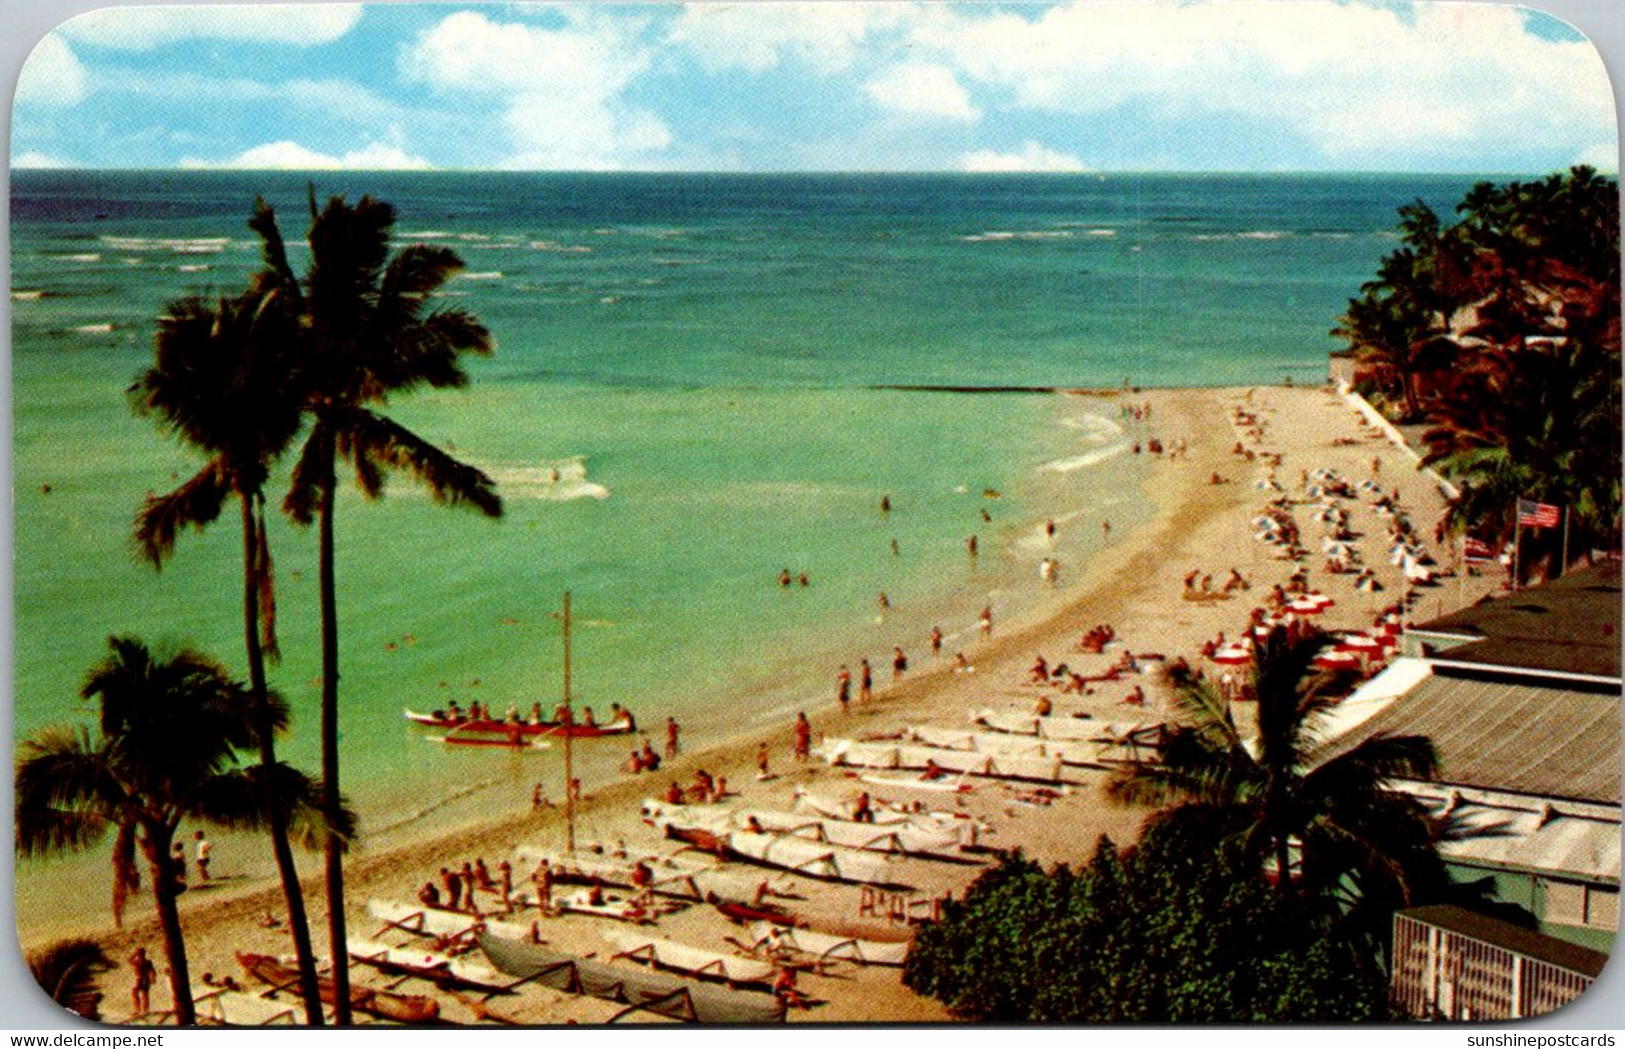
[960,141,1086,173]
[667,3,897,74]
[17,34,87,108]
[57,4,362,49]
[13,150,72,168]
[908,1,1616,166]
[401,11,670,169]
[183,140,431,170]
[865,63,978,122]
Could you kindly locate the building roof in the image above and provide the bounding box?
[1408,561,1622,679]
[1316,670,1620,805]
[1399,904,1611,979]
[1396,781,1620,884]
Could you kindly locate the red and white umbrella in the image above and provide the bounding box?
[1337,633,1383,652]
[1211,645,1254,666]
[1313,650,1362,670]
[1286,597,1326,614]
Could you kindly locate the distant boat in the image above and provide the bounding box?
[405,708,636,739]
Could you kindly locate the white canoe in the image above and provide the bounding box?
[747,922,909,967]
[347,936,511,992]
[602,928,777,986]
[365,897,534,943]
[643,800,973,859]
[193,990,300,1026]
[512,845,764,904]
[825,737,1088,784]
[791,789,986,834]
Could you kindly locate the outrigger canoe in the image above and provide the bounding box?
[405,708,636,739]
[476,932,786,1024]
[234,951,440,1025]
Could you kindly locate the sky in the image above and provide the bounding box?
[10,1,1620,173]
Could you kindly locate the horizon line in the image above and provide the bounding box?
[13,165,1614,178]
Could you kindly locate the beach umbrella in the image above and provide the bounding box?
[1286,597,1326,614]
[1313,650,1361,670]
[1211,646,1253,666]
[1337,634,1383,652]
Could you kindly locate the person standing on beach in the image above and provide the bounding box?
[193,830,211,882]
[1046,518,1057,542]
[836,665,852,713]
[1102,520,1112,538]
[881,494,891,516]
[128,947,156,1016]
[531,860,554,915]
[930,626,943,656]
[967,535,979,558]
[756,742,772,780]
[979,606,993,638]
[793,712,812,762]
[878,592,890,617]
[892,646,908,681]
[441,866,461,910]
[779,568,792,587]
[665,717,681,759]
[859,659,873,703]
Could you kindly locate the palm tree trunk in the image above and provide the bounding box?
[316,447,353,1025]
[142,830,194,1026]
[240,496,325,1025]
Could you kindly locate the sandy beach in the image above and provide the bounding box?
[40,381,1503,1025]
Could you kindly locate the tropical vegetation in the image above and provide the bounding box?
[26,939,113,1022]
[1333,166,1621,577]
[906,629,1450,1021]
[129,288,328,1022]
[14,637,338,1026]
[247,191,503,1021]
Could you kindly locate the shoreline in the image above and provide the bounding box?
[20,380,1497,1023]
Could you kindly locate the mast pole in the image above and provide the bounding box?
[563,590,575,854]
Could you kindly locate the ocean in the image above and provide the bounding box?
[10,170,1492,938]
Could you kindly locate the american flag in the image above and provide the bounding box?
[1516,498,1561,529]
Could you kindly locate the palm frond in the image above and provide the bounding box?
[27,939,113,1021]
[132,463,231,568]
[282,418,334,525]
[339,408,502,517]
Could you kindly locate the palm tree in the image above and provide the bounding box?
[15,637,336,1026]
[128,291,327,1024]
[250,192,503,1021]
[1109,628,1440,913]
[27,939,113,1021]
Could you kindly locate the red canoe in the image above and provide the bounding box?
[404,708,636,739]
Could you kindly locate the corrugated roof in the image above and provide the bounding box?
[1399,904,1611,978]
[1316,672,1620,805]
[1398,782,1620,883]
[1409,561,1622,678]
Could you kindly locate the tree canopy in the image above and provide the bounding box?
[1333,166,1621,567]
[904,810,1393,1023]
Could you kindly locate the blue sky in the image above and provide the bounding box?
[12,1,1619,172]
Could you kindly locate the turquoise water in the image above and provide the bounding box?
[11,171,1495,935]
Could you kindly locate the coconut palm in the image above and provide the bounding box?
[15,637,337,1026]
[128,291,327,1024]
[1109,628,1440,913]
[250,192,502,1020]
